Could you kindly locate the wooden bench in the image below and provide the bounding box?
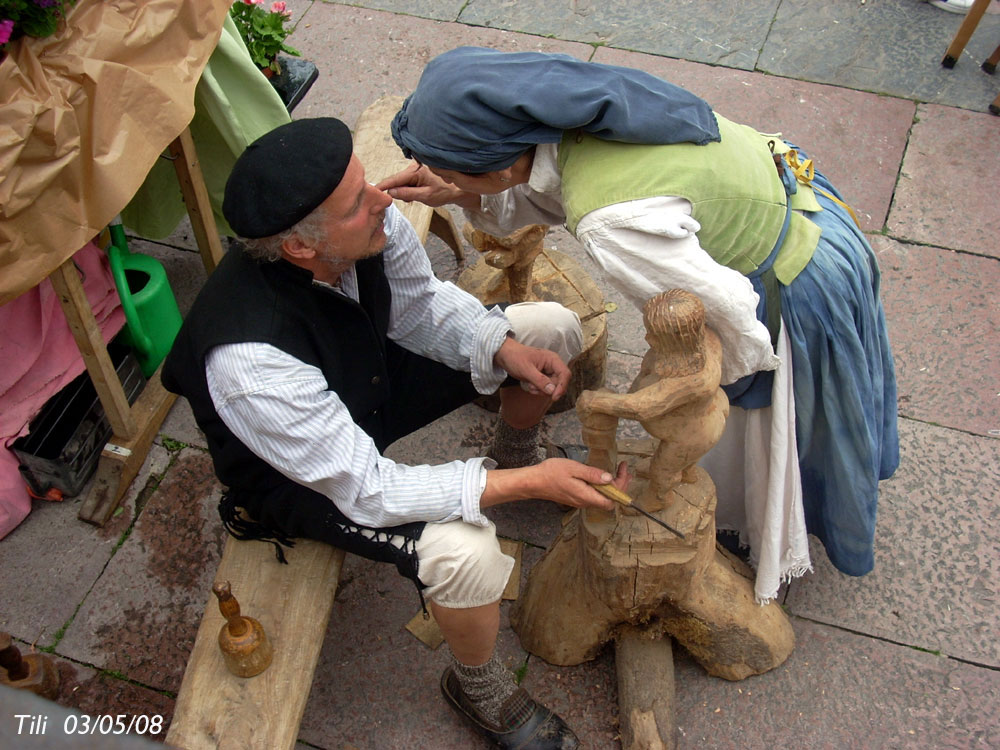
[165,97,463,749]
[165,538,344,749]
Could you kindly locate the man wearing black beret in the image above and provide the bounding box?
[162,118,626,750]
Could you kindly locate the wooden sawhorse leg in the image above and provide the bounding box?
[941,0,993,68]
[169,127,225,274]
[49,259,176,525]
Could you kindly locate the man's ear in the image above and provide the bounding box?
[281,233,315,260]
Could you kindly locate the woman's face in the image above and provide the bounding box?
[426,167,512,196]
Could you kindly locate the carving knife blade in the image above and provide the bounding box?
[592,483,686,539]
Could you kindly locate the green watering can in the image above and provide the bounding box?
[106,221,183,377]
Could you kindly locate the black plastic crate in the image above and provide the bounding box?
[13,340,145,497]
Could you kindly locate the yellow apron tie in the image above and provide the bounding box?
[785,150,862,230]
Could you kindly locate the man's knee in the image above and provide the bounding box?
[505,301,583,364]
[414,520,515,609]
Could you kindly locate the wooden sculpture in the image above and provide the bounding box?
[213,581,274,678]
[457,223,607,411]
[510,290,794,749]
[0,631,60,700]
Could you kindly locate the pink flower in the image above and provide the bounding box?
[0,19,14,45]
[270,1,288,14]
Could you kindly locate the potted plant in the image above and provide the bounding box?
[229,0,300,77]
[0,0,78,57]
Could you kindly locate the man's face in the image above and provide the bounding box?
[313,154,393,266]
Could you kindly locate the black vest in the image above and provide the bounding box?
[162,248,393,492]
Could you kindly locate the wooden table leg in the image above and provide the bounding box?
[169,127,225,274]
[942,0,993,68]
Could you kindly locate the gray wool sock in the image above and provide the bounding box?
[452,652,518,726]
[488,421,541,469]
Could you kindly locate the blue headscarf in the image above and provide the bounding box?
[391,47,720,173]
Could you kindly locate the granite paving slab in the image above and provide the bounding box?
[299,548,529,749]
[286,4,592,129]
[53,656,175,740]
[593,48,915,231]
[760,0,1000,113]
[334,0,467,22]
[672,616,1000,749]
[888,103,1000,259]
[299,538,619,749]
[157,398,208,453]
[0,656,172,747]
[56,448,226,693]
[0,443,170,648]
[876,235,999,437]
[784,419,1000,668]
[457,0,781,71]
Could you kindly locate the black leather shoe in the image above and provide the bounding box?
[440,666,580,750]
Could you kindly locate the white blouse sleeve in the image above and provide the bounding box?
[576,196,780,385]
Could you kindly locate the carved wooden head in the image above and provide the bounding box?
[642,289,706,376]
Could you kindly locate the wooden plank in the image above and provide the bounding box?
[353,96,462,258]
[498,538,523,601]
[49,260,137,437]
[78,369,176,525]
[165,537,345,750]
[169,127,225,274]
[406,608,444,649]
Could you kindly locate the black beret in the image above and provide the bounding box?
[223,118,353,238]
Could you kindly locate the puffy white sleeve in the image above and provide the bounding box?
[576,196,780,384]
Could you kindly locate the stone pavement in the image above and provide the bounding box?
[2,1,998,748]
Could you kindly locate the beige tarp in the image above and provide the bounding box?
[0,0,231,305]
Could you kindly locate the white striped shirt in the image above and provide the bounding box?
[206,205,509,529]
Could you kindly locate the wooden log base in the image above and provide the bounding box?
[512,461,794,681]
[615,626,675,750]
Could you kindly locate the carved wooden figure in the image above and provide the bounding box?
[510,290,794,750]
[456,224,608,411]
[213,581,274,678]
[463,223,547,303]
[0,631,59,700]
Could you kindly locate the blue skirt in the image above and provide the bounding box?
[780,163,899,576]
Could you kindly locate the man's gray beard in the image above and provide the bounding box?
[317,252,351,272]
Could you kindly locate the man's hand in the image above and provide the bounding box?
[376,163,481,210]
[493,336,571,401]
[481,458,630,511]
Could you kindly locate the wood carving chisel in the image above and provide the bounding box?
[591,483,686,539]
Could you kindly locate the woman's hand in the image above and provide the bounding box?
[376,162,481,210]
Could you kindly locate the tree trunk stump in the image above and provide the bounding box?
[511,290,795,744]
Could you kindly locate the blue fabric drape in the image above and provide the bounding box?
[778,154,899,575]
[391,47,720,173]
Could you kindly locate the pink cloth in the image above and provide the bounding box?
[0,242,124,540]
